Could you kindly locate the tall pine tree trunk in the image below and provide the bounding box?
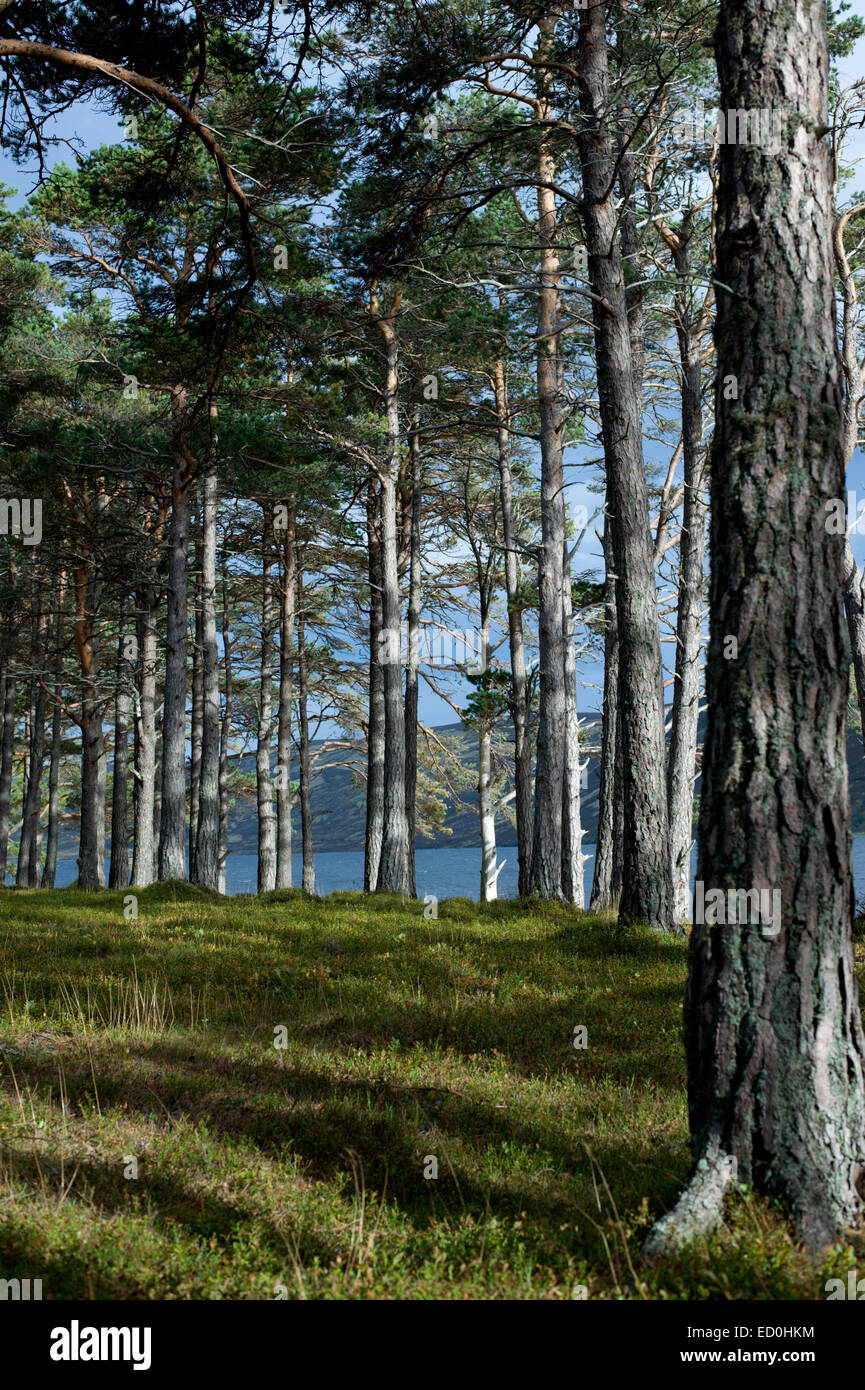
[18,599,47,887]
[374,291,410,893]
[108,601,132,889]
[645,0,865,1258]
[218,555,233,895]
[297,570,314,894]
[665,229,708,927]
[404,409,422,898]
[577,2,672,927]
[132,590,158,887]
[0,663,15,885]
[189,504,203,881]
[276,504,296,889]
[159,411,191,881]
[193,468,220,889]
[494,358,532,896]
[590,523,621,912]
[364,479,385,892]
[561,540,585,906]
[529,12,567,899]
[256,526,277,894]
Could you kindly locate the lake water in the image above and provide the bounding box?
[50,836,865,903]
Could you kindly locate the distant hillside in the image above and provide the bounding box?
[52,715,865,858]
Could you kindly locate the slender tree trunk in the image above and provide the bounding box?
[78,683,105,891]
[189,503,204,882]
[276,504,296,889]
[404,408,422,898]
[18,602,47,887]
[297,570,314,894]
[590,524,620,912]
[108,601,132,889]
[217,554,233,896]
[158,429,191,881]
[132,591,158,886]
[43,592,64,890]
[529,13,567,899]
[577,2,672,928]
[374,293,410,894]
[666,234,708,927]
[364,479,385,892]
[0,665,15,885]
[561,541,584,906]
[835,200,865,737]
[257,525,277,894]
[193,468,220,889]
[494,358,532,896]
[645,0,865,1258]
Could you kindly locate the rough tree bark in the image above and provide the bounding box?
[276,503,296,889]
[561,540,585,906]
[217,552,233,895]
[373,287,410,894]
[364,478,385,892]
[189,504,203,882]
[0,661,16,885]
[193,467,220,890]
[577,1,672,927]
[494,357,532,896]
[297,569,314,894]
[158,423,192,881]
[42,590,64,890]
[644,0,865,1258]
[17,596,47,887]
[404,408,422,898]
[131,587,158,886]
[663,222,709,927]
[590,521,621,912]
[256,524,277,894]
[529,11,568,899]
[108,600,132,889]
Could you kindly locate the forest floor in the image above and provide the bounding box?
[0,883,862,1300]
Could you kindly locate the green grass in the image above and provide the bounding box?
[0,883,861,1300]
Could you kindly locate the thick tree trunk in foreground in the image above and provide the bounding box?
[276,505,296,889]
[364,480,385,892]
[193,468,220,890]
[645,0,865,1258]
[577,2,672,928]
[494,358,532,896]
[257,528,277,894]
[158,449,191,881]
